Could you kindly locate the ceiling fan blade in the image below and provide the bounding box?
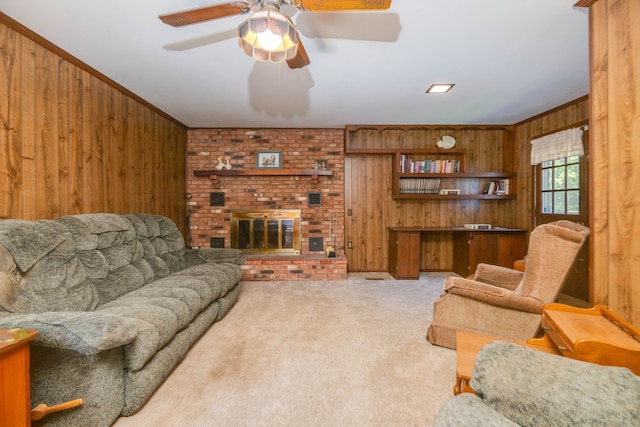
[296,12,400,42]
[287,40,311,69]
[159,2,251,27]
[296,0,391,11]
[164,29,238,51]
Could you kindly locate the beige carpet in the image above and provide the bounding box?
[114,273,458,427]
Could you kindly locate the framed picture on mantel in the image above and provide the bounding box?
[256,151,282,169]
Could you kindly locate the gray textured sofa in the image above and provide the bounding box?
[434,341,640,426]
[0,213,244,426]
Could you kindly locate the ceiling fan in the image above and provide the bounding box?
[159,0,392,69]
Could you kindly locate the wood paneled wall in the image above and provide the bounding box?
[344,126,517,272]
[585,0,640,328]
[0,14,187,233]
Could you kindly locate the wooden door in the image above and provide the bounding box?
[534,128,589,302]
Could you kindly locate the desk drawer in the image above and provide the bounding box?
[541,314,575,358]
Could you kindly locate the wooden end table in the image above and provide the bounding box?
[454,330,559,394]
[1,328,39,427]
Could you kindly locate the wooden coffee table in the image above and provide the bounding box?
[454,330,559,394]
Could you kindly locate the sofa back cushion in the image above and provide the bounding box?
[0,219,99,313]
[124,214,186,278]
[0,213,187,310]
[56,214,147,306]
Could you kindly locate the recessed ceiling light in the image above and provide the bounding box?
[426,84,455,94]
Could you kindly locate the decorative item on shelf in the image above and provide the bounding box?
[439,189,461,195]
[216,157,225,170]
[463,224,492,230]
[436,135,456,149]
[256,151,282,169]
[223,156,232,170]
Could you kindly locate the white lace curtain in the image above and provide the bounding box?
[530,127,585,165]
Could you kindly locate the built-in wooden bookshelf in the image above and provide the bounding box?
[391,151,516,199]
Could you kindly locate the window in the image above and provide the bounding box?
[540,156,581,215]
[535,126,588,227]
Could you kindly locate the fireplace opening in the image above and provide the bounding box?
[230,209,301,255]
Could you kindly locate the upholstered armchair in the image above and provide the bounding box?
[426,220,589,349]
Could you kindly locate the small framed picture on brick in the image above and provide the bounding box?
[256,151,282,169]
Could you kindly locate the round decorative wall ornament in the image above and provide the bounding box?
[437,135,456,149]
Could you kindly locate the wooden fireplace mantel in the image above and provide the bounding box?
[194,169,334,187]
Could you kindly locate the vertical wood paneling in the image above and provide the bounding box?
[592,0,640,326]
[20,37,36,220]
[0,17,187,235]
[35,44,60,219]
[58,57,70,216]
[0,22,19,218]
[590,0,610,307]
[67,65,84,214]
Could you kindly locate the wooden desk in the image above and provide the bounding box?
[388,227,526,279]
[1,328,39,427]
[455,331,559,395]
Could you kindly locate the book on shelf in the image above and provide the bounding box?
[482,179,510,195]
[399,178,441,194]
[399,155,461,174]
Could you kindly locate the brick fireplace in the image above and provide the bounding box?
[186,128,346,281]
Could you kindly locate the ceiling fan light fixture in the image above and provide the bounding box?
[238,7,299,63]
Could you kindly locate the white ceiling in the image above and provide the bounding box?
[0,0,589,128]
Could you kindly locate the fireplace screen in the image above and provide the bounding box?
[230,209,301,255]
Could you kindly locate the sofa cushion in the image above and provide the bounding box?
[97,301,183,371]
[471,341,640,427]
[145,277,215,309]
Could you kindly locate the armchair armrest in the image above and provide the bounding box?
[444,277,543,313]
[184,247,245,266]
[0,311,137,356]
[472,263,524,290]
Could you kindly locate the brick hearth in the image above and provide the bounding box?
[242,254,347,281]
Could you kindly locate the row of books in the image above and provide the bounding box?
[399,178,441,194]
[482,179,510,195]
[399,155,461,174]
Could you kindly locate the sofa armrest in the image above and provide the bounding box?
[0,312,137,356]
[472,263,523,290]
[184,248,245,266]
[444,277,543,313]
[470,341,640,427]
